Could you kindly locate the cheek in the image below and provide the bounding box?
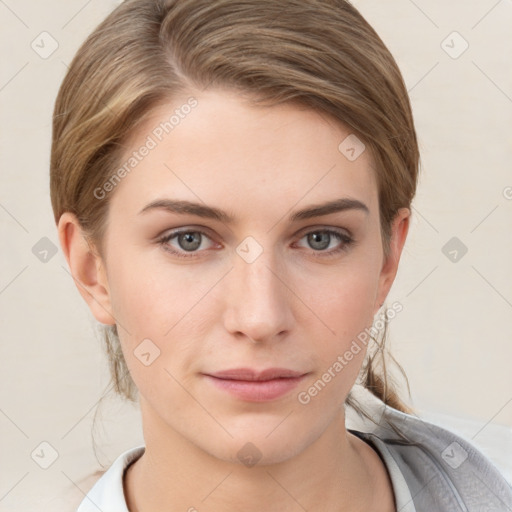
[295,269,379,404]
[107,247,204,337]
[299,257,381,343]
[293,257,381,402]
[105,249,217,382]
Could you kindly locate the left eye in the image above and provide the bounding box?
[296,229,353,253]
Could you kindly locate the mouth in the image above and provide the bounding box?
[202,367,309,402]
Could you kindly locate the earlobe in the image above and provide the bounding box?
[374,208,410,315]
[58,212,116,325]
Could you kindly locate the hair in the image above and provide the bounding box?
[50,0,419,425]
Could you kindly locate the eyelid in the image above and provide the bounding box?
[158,227,218,249]
[295,224,352,238]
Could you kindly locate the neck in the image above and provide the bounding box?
[123,402,391,512]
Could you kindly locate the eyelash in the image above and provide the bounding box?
[157,227,355,260]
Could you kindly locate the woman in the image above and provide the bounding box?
[50,0,512,510]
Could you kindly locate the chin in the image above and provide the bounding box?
[197,419,319,468]
[211,437,308,467]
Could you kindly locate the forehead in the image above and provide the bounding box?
[109,89,378,220]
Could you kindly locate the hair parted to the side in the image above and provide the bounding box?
[51,0,419,421]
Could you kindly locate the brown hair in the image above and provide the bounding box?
[51,0,419,422]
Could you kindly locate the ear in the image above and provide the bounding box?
[58,212,116,325]
[373,207,410,315]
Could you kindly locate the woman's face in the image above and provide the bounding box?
[74,89,408,464]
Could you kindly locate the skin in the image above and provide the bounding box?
[59,88,409,512]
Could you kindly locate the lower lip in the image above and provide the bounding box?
[203,375,307,402]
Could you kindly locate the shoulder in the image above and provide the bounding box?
[348,391,512,511]
[74,445,145,512]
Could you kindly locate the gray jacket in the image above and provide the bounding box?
[348,396,512,511]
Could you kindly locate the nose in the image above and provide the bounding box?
[222,247,294,343]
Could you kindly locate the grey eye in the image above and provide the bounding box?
[307,231,332,250]
[177,232,202,251]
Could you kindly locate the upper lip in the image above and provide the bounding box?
[205,368,306,381]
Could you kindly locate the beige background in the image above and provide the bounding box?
[1,0,511,510]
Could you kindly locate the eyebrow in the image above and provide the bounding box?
[138,197,369,223]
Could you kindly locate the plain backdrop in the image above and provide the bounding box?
[1,0,511,510]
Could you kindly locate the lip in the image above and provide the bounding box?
[202,368,308,402]
[208,367,306,381]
